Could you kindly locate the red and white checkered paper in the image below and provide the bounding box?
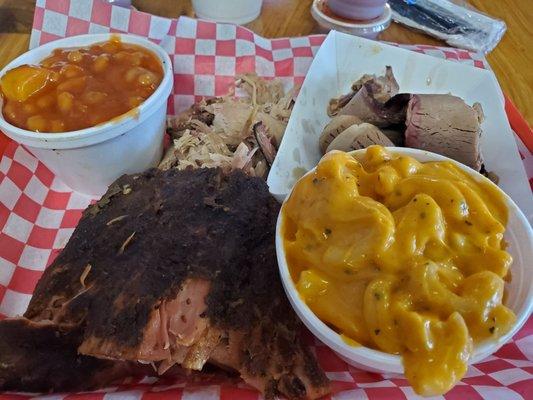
[0,0,532,398]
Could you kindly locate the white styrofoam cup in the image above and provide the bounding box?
[276,147,533,374]
[192,0,263,25]
[0,33,173,196]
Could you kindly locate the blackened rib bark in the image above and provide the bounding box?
[26,168,280,346]
[22,167,329,399]
[404,94,484,170]
[0,318,139,392]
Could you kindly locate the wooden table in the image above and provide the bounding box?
[0,0,531,127]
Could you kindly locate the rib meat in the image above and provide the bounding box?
[0,318,144,392]
[5,168,329,399]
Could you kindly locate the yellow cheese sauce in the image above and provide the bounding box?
[282,146,515,396]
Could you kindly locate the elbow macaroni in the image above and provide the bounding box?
[282,146,515,396]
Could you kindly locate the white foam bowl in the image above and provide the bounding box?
[276,147,533,374]
[0,33,173,196]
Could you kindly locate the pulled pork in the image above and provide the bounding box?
[160,74,295,178]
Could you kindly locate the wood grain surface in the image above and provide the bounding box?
[0,0,531,124]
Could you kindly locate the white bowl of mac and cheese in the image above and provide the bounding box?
[276,146,533,396]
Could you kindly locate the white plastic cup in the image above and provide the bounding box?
[192,0,263,25]
[311,0,392,39]
[328,0,387,20]
[276,147,533,374]
[0,34,173,196]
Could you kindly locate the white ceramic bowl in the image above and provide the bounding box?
[0,33,173,196]
[276,147,533,374]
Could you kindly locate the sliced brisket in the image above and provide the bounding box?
[325,123,394,153]
[319,115,362,154]
[335,67,409,127]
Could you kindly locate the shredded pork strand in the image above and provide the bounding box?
[160,74,295,179]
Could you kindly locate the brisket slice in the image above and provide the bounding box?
[405,94,484,170]
[333,67,409,128]
[325,123,394,153]
[0,318,142,392]
[319,115,362,154]
[19,167,329,399]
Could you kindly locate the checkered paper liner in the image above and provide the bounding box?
[0,0,532,398]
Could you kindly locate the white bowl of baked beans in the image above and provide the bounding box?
[0,33,173,195]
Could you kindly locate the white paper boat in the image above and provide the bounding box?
[267,30,533,222]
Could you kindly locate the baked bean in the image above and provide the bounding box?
[27,115,48,132]
[1,38,163,133]
[89,114,105,126]
[112,51,129,63]
[41,59,54,68]
[23,103,37,114]
[3,103,16,120]
[129,51,145,66]
[49,71,60,83]
[60,64,84,78]
[36,94,55,109]
[75,102,89,114]
[83,91,108,105]
[57,76,87,94]
[92,54,110,73]
[67,50,83,63]
[125,67,142,83]
[50,120,66,132]
[128,96,144,108]
[138,72,157,87]
[102,40,120,54]
[89,45,103,55]
[57,92,74,114]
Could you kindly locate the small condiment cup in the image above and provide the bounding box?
[0,33,173,196]
[311,0,392,40]
[276,147,533,374]
[328,0,387,20]
[192,0,264,25]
